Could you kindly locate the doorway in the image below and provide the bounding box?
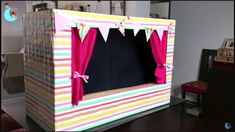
[150,1,170,19]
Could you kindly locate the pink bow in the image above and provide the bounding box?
[71,71,89,83]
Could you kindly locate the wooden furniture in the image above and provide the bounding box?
[205,61,235,125]
[214,38,234,63]
[215,48,234,63]
[181,49,217,104]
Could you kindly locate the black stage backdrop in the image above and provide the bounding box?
[84,29,156,94]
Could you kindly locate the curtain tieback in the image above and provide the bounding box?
[71,71,89,83]
[158,63,174,70]
[163,63,174,70]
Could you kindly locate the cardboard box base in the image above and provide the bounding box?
[2,76,25,94]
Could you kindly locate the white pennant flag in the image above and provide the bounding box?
[156,28,165,41]
[133,23,141,36]
[98,26,110,42]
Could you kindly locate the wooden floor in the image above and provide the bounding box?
[105,102,234,132]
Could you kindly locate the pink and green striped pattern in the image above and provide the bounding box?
[24,9,176,131]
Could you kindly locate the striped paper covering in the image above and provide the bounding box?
[23,10,55,130]
[24,9,176,131]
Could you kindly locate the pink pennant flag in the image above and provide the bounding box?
[98,26,110,42]
[156,28,164,41]
[133,23,141,36]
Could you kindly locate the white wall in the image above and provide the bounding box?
[58,1,110,14]
[1,1,150,54]
[170,1,234,100]
[150,2,169,18]
[26,1,109,14]
[58,1,150,17]
[126,1,150,17]
[1,1,27,53]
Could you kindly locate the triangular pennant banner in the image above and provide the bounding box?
[145,28,154,42]
[156,28,164,41]
[118,26,125,36]
[75,22,80,28]
[133,23,141,36]
[79,23,90,42]
[115,21,125,36]
[98,26,110,42]
[168,23,174,38]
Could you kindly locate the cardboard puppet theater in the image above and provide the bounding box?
[23,9,176,131]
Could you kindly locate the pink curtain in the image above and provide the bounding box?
[149,30,168,84]
[71,28,98,105]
